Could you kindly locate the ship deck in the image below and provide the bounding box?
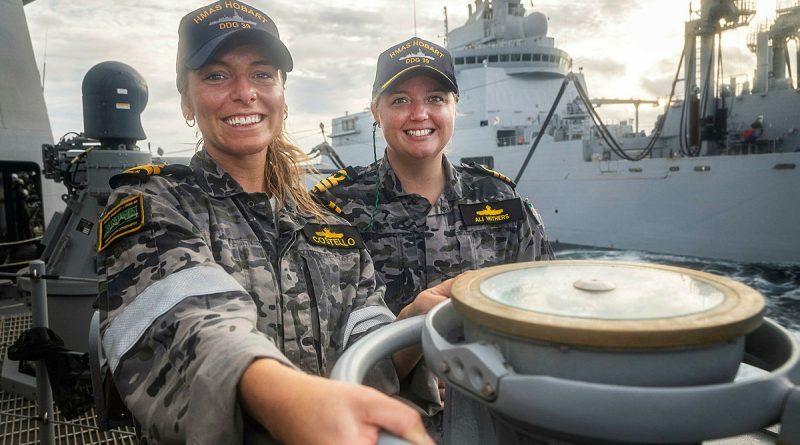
[0,296,135,445]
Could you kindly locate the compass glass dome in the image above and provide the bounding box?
[479,263,726,320]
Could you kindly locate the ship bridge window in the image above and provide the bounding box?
[341,118,356,132]
[497,129,517,146]
[461,156,494,169]
[533,54,542,61]
[500,54,509,62]
[522,54,531,61]
[488,55,498,63]
[455,57,465,65]
[511,54,521,62]
[466,56,476,64]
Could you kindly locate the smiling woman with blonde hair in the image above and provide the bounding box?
[97,2,445,444]
[313,37,554,316]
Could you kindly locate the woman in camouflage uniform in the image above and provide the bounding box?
[97,3,442,444]
[312,37,553,315]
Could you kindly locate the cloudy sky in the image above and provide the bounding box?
[23,0,779,155]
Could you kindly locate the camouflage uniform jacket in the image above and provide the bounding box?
[312,154,553,314]
[97,150,396,444]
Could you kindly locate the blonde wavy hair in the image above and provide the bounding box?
[262,130,325,219]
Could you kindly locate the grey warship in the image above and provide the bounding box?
[322,0,800,265]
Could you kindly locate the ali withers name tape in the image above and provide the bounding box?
[459,198,524,226]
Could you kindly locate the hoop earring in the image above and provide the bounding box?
[185,117,195,128]
[284,110,288,120]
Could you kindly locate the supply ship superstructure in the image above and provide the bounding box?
[322,0,800,265]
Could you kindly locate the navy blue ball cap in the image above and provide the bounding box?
[372,37,458,100]
[177,1,293,72]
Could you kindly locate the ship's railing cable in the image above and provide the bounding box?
[679,40,692,155]
[0,237,42,247]
[514,38,688,183]
[574,80,651,161]
[717,34,730,150]
[364,122,381,232]
[513,74,572,183]
[643,36,688,155]
[570,30,688,162]
[694,34,712,157]
[0,271,98,283]
[688,33,717,157]
[306,142,346,171]
[656,36,690,155]
[573,81,635,160]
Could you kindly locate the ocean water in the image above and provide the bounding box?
[554,247,800,335]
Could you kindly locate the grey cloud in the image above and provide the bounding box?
[572,57,626,77]
[640,74,674,97]
[547,0,640,43]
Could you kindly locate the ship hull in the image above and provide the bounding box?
[451,134,800,264]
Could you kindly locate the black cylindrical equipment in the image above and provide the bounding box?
[82,61,148,147]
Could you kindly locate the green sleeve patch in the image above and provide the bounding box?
[97,193,145,252]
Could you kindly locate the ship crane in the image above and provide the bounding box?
[590,98,659,133]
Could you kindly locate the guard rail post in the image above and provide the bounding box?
[30,260,55,445]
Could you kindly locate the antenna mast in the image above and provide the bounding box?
[42,27,48,92]
[413,0,417,36]
[443,6,449,47]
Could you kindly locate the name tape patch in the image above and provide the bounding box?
[98,194,145,252]
[302,224,365,250]
[459,198,524,226]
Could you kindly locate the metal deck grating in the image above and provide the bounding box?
[0,314,137,444]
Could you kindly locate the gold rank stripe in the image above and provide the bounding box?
[327,201,343,214]
[488,169,512,183]
[312,169,349,193]
[123,164,166,176]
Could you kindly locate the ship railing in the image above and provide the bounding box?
[735,0,757,16]
[724,138,779,155]
[496,135,528,147]
[463,38,548,50]
[720,0,757,30]
[777,0,800,14]
[747,21,770,53]
[0,262,84,445]
[0,265,136,439]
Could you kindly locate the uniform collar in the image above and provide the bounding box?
[191,149,247,198]
[377,150,465,201]
[191,149,320,233]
